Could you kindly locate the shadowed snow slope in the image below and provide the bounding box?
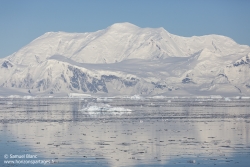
[0,22,250,96]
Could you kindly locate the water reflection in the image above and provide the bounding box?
[0,98,250,166]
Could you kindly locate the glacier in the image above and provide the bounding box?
[0,22,250,97]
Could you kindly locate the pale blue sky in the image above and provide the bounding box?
[0,0,249,58]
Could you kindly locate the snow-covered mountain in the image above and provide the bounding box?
[1,22,250,97]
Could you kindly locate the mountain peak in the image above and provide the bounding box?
[107,22,140,32]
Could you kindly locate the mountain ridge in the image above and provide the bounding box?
[7,22,249,65]
[1,22,250,97]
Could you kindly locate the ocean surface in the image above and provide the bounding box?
[0,97,250,167]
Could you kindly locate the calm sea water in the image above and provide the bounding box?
[0,98,250,167]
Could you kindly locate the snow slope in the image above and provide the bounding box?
[1,22,250,97]
[6,22,249,65]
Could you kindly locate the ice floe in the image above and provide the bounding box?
[224,97,231,101]
[23,96,35,99]
[96,97,113,102]
[130,95,144,100]
[79,103,132,116]
[151,95,166,99]
[68,93,91,98]
[7,95,22,98]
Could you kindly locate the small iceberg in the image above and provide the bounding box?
[23,96,35,99]
[68,93,91,98]
[151,95,166,99]
[80,103,132,116]
[96,97,113,102]
[130,95,144,100]
[224,97,231,101]
[7,95,21,98]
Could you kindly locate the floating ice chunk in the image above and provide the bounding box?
[241,96,250,99]
[167,100,171,103]
[7,95,21,98]
[196,96,210,99]
[210,95,222,99]
[224,97,231,101]
[39,95,54,98]
[130,95,144,100]
[80,103,132,116]
[152,95,165,99]
[96,97,113,102]
[68,93,91,98]
[81,105,132,112]
[23,96,35,99]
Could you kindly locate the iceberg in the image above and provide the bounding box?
[7,95,22,98]
[210,95,223,99]
[23,96,35,99]
[96,97,113,102]
[151,96,166,99]
[80,103,132,116]
[130,95,144,100]
[241,96,250,99]
[224,97,231,101]
[68,93,91,98]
